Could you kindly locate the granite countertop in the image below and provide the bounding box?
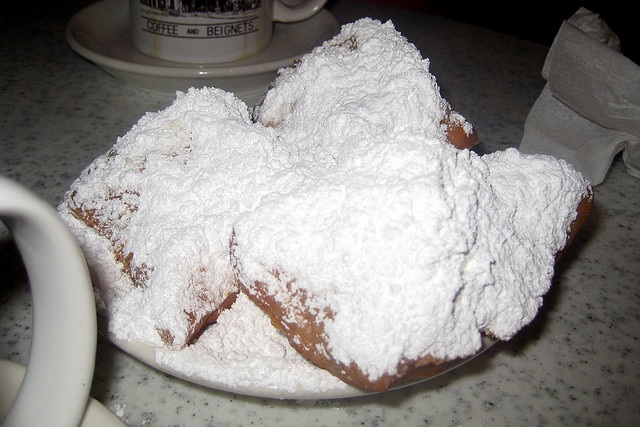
[1,1,639,425]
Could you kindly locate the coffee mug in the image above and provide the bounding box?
[0,175,96,427]
[130,0,329,63]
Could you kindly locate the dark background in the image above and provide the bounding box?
[4,0,636,64]
[355,1,637,65]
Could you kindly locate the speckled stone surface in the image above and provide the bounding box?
[1,1,639,426]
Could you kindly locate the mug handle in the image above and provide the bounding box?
[0,176,96,427]
[273,0,328,23]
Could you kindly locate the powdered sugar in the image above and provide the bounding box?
[232,134,589,381]
[254,19,455,172]
[156,293,345,392]
[59,18,590,393]
[60,87,298,349]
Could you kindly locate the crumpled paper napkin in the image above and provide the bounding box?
[519,7,640,185]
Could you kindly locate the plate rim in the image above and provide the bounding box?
[103,315,497,400]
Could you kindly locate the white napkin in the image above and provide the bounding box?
[519,7,640,185]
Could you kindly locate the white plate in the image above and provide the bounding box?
[105,321,497,400]
[65,0,340,104]
[0,359,125,427]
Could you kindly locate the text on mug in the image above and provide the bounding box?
[142,17,258,39]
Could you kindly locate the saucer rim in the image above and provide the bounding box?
[65,0,340,79]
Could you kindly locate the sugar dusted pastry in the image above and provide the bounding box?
[230,132,591,391]
[59,87,289,349]
[254,18,479,156]
[230,18,592,392]
[59,18,592,394]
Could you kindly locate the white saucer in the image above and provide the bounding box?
[66,0,340,105]
[0,359,125,426]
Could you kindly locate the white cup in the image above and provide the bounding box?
[0,176,96,427]
[130,0,329,64]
